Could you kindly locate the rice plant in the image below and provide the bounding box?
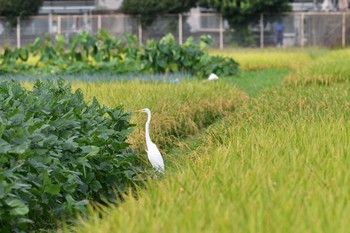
[285,49,350,85]
[71,82,350,233]
[209,48,314,71]
[73,80,247,150]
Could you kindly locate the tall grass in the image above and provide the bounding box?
[71,82,350,233]
[209,48,314,71]
[207,84,350,145]
[285,49,350,85]
[227,69,289,97]
[47,48,350,232]
[88,121,350,233]
[62,55,350,233]
[72,81,247,150]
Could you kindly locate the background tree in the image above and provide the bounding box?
[121,0,198,26]
[0,0,43,26]
[199,0,291,46]
[199,0,291,27]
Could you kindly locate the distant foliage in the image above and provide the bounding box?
[122,0,197,26]
[198,0,291,46]
[0,79,142,231]
[199,0,291,27]
[0,0,43,26]
[0,31,239,78]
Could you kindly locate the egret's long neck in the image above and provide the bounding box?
[145,111,152,145]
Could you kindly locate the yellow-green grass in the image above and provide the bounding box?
[70,82,350,233]
[209,48,315,71]
[226,69,289,97]
[285,48,350,86]
[74,121,350,233]
[72,81,247,151]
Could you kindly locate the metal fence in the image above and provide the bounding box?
[0,12,350,48]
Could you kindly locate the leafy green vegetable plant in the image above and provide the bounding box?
[140,34,238,77]
[0,79,142,232]
[0,31,238,78]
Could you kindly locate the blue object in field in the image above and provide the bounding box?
[170,78,180,84]
[275,22,284,46]
[275,22,284,32]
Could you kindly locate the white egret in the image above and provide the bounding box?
[208,73,219,81]
[134,108,165,173]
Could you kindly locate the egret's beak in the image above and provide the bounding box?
[133,109,142,113]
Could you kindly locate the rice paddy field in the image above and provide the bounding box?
[69,48,350,233]
[3,47,350,233]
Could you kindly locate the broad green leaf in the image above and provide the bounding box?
[81,145,100,156]
[56,34,65,44]
[75,199,89,206]
[90,180,102,192]
[45,184,61,195]
[5,199,29,216]
[9,205,29,216]
[18,48,29,61]
[65,194,75,205]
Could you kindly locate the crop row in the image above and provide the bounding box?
[0,31,238,78]
[0,79,140,232]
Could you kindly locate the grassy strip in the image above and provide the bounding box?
[71,82,350,233]
[0,73,188,83]
[227,69,289,97]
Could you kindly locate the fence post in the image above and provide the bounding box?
[179,13,183,45]
[138,17,142,45]
[219,14,224,49]
[342,12,346,47]
[57,16,61,34]
[98,15,102,31]
[48,13,53,33]
[260,14,264,49]
[300,13,304,47]
[16,17,20,48]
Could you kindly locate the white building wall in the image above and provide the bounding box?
[97,0,123,10]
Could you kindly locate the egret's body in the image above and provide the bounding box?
[135,108,165,173]
[208,73,219,81]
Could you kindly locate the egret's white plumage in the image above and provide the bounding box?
[135,108,165,173]
[208,73,219,81]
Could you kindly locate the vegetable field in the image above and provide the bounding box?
[1,34,350,233]
[0,31,238,78]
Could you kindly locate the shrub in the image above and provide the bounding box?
[141,34,239,77]
[0,79,142,232]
